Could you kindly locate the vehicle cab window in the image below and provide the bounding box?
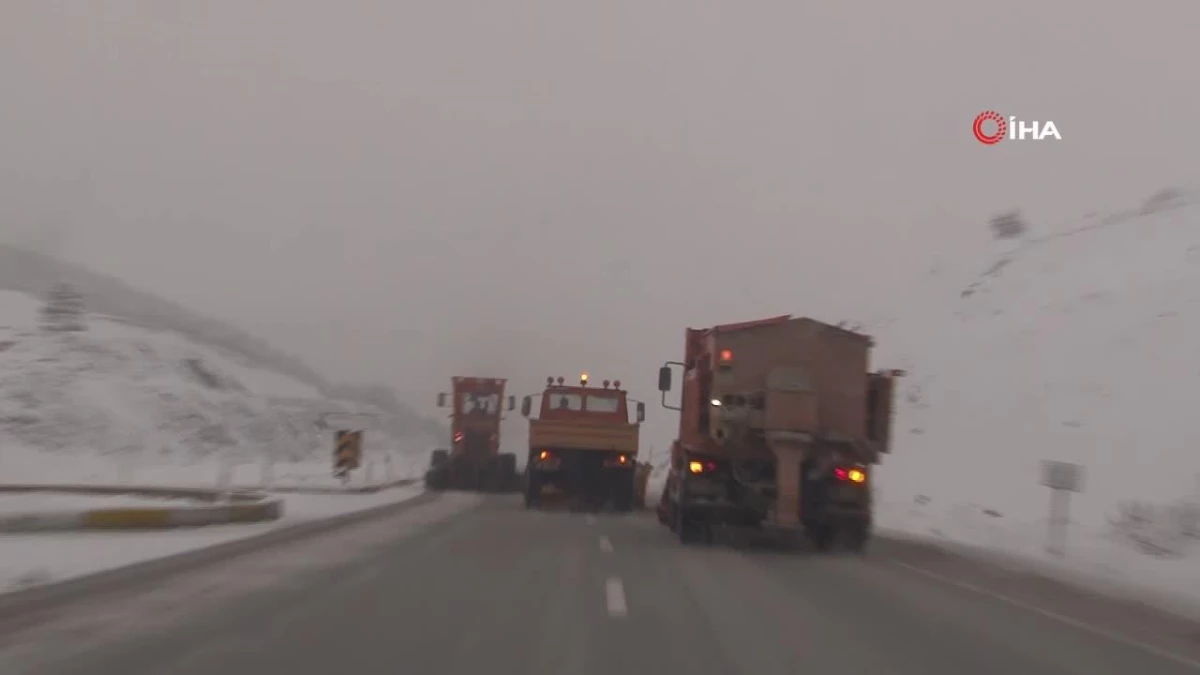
[460,392,500,416]
[584,395,621,413]
[549,393,583,411]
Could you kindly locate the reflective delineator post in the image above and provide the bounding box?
[1040,460,1084,558]
[260,457,275,491]
[216,456,235,502]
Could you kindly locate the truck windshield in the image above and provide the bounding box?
[460,393,500,416]
[547,393,583,411]
[584,395,620,413]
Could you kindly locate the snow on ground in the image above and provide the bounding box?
[86,315,323,400]
[865,190,1200,612]
[1,446,429,491]
[0,288,442,594]
[0,293,435,485]
[876,498,1200,621]
[0,492,205,514]
[0,484,425,594]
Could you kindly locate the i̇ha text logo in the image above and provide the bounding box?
[973,110,1061,145]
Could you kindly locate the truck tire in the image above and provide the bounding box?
[843,518,870,554]
[524,474,541,509]
[611,472,635,513]
[675,504,710,545]
[426,449,451,491]
[674,467,709,544]
[806,521,835,552]
[480,465,499,493]
[496,453,519,493]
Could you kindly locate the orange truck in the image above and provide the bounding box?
[425,376,520,492]
[520,373,646,512]
[655,315,901,551]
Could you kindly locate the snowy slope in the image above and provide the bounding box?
[859,190,1200,615]
[0,290,436,483]
[875,191,1200,528]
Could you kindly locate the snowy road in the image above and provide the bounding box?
[4,493,1200,675]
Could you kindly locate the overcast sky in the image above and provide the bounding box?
[1,1,1196,445]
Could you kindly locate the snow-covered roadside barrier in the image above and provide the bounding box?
[0,483,428,597]
[4,448,430,495]
[0,485,283,533]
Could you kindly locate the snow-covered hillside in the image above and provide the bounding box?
[874,190,1200,530]
[0,289,436,483]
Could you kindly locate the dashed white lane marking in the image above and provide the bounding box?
[891,561,1200,671]
[605,577,628,617]
[585,515,597,525]
[599,536,614,553]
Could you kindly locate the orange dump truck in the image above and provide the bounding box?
[655,315,901,551]
[520,373,646,512]
[425,376,520,492]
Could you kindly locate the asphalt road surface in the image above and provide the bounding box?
[4,492,1200,675]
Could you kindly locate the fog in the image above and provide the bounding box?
[1,1,1197,447]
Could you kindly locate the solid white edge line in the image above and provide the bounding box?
[889,560,1200,671]
[605,577,628,617]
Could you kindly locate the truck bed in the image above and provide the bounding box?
[528,419,639,456]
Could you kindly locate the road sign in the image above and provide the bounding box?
[1040,460,1084,558]
[1040,460,1084,492]
[315,411,380,431]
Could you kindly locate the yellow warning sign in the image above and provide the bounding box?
[334,430,363,470]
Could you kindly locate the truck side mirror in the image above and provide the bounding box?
[436,393,447,408]
[507,395,516,411]
[520,395,532,417]
[636,402,645,423]
[657,366,672,392]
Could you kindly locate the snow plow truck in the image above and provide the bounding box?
[655,315,902,552]
[425,376,521,492]
[521,373,646,512]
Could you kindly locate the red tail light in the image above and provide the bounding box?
[453,431,464,443]
[835,467,866,483]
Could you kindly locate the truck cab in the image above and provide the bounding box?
[520,373,645,512]
[427,377,520,492]
[438,378,514,459]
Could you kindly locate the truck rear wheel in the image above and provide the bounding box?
[524,474,541,509]
[806,521,836,552]
[425,449,450,491]
[675,504,711,545]
[480,465,500,492]
[496,453,519,492]
[430,449,449,467]
[610,472,635,513]
[843,518,870,554]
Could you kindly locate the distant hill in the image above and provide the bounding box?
[0,244,444,439]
